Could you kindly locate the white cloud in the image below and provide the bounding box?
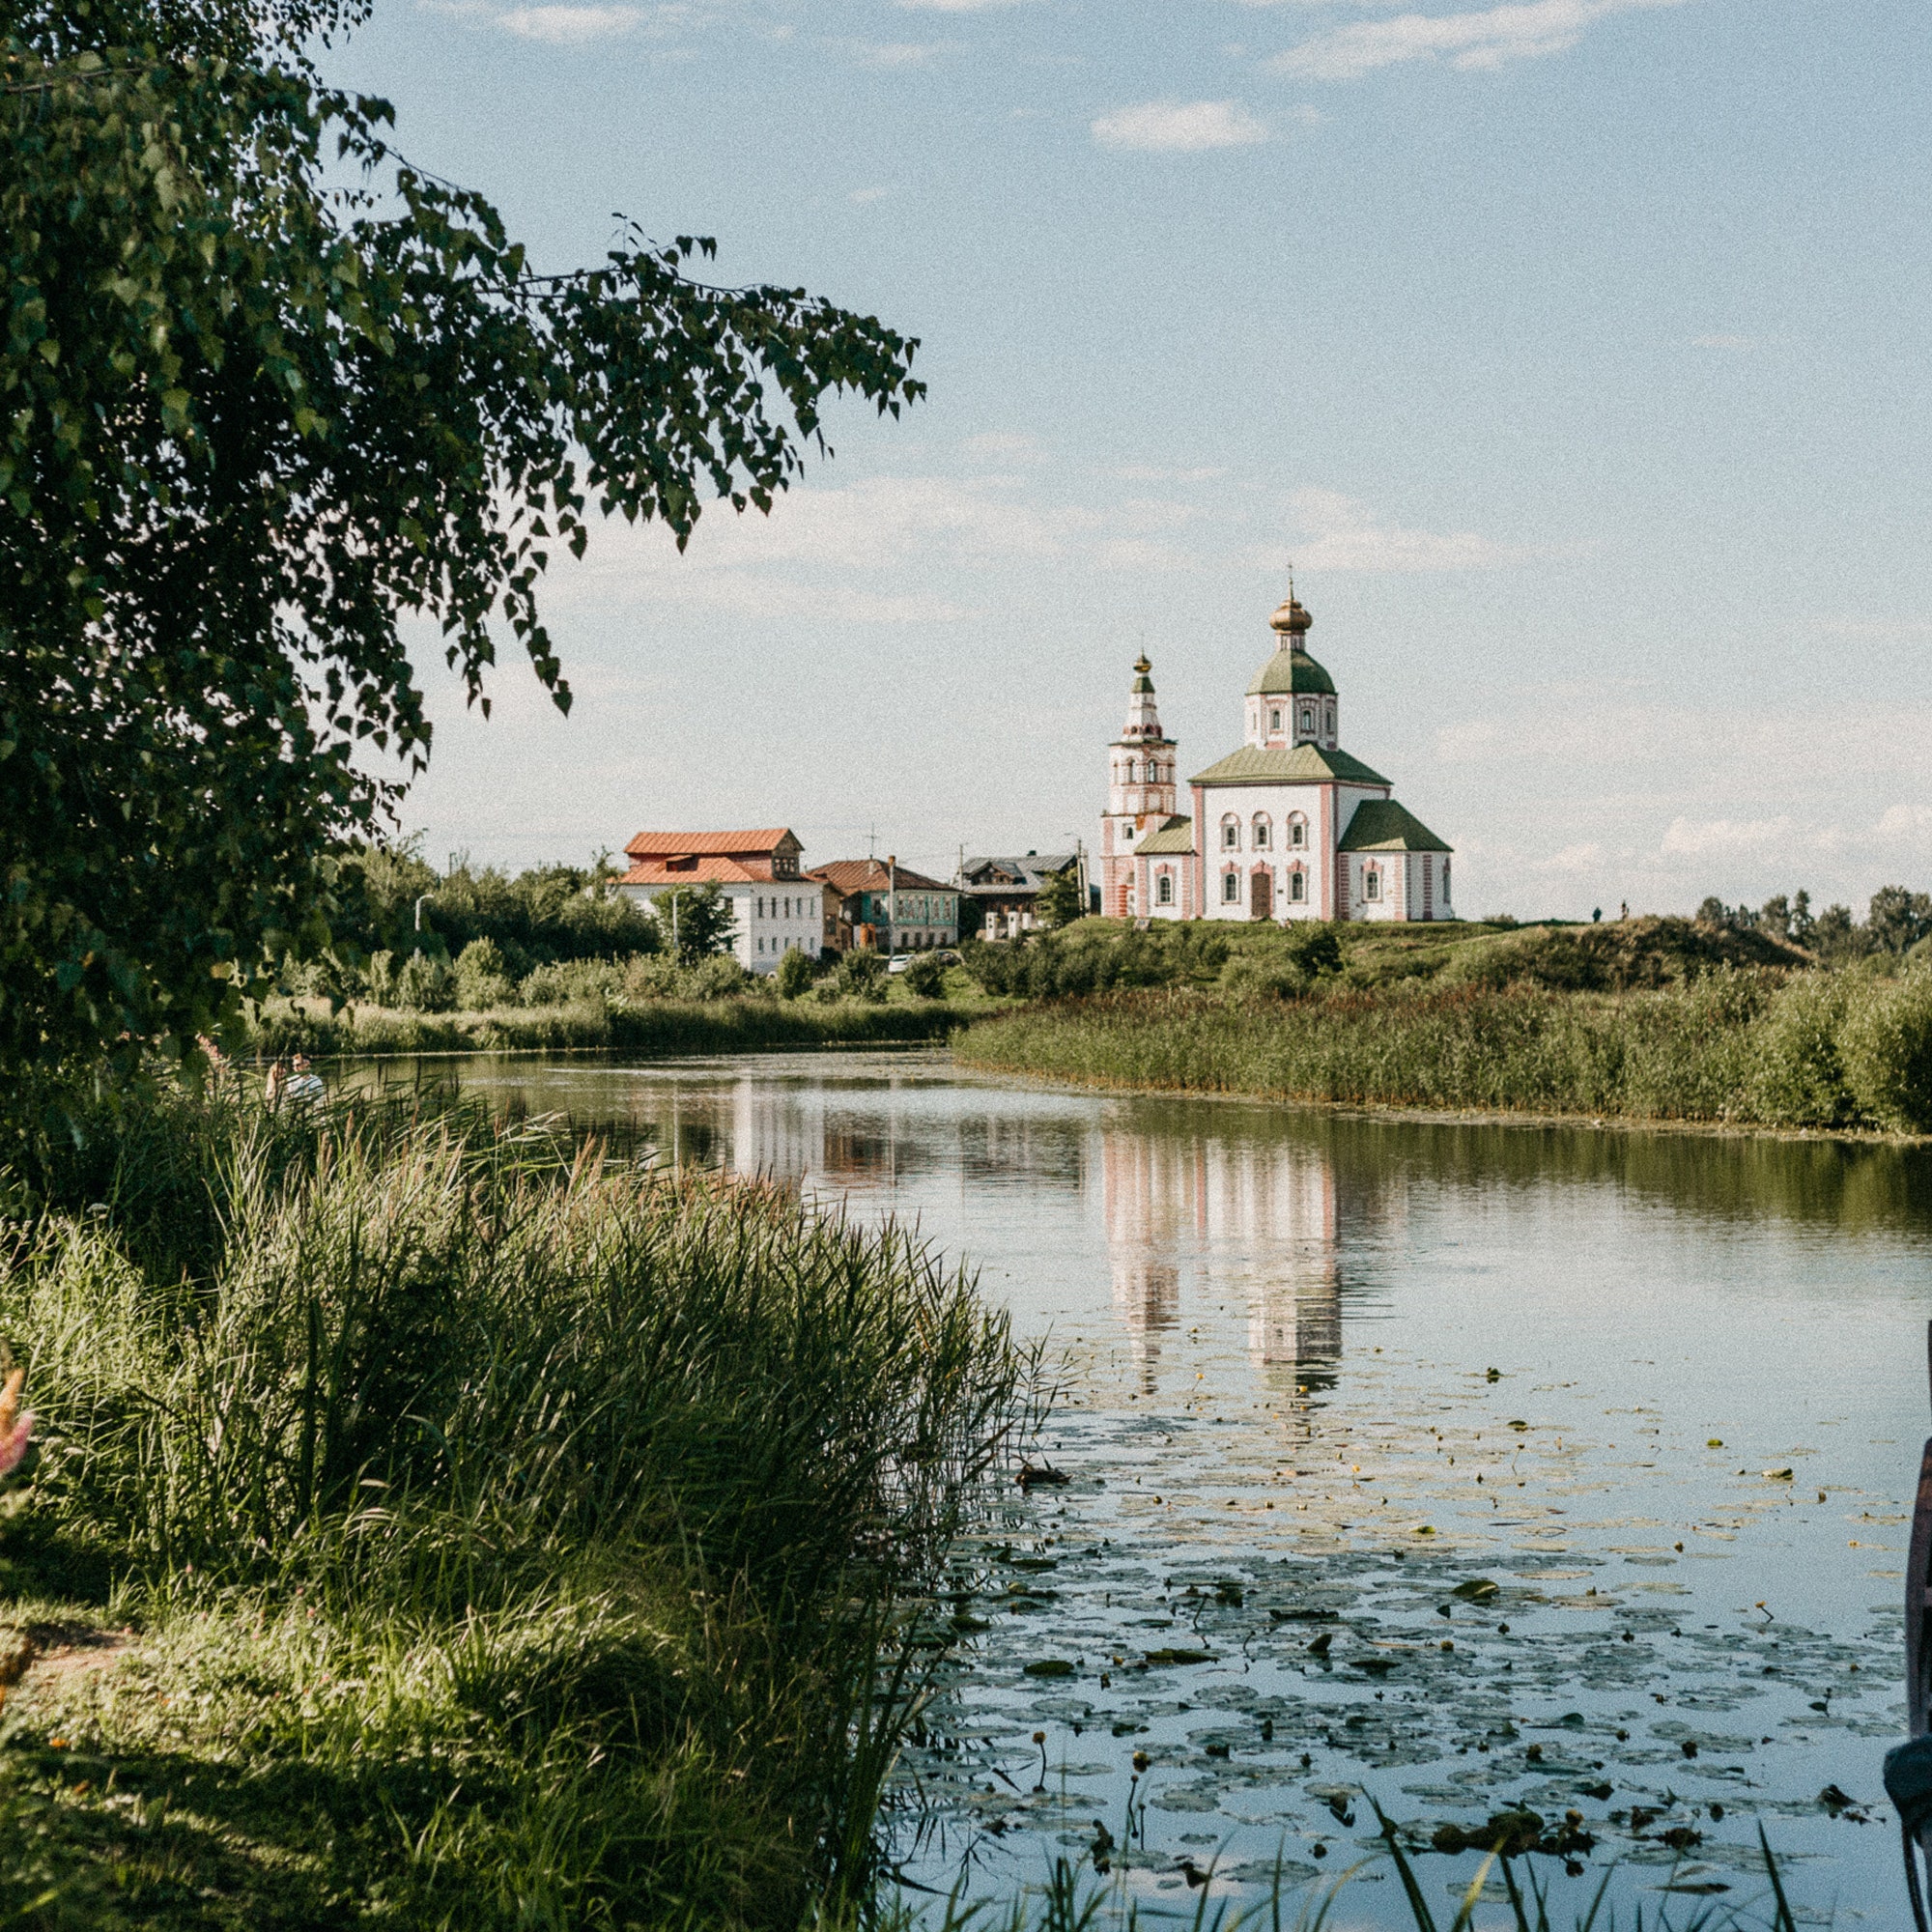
[1282,487,1522,572]
[1091,99,1269,153]
[966,431,1044,458]
[499,2,642,40]
[1660,815,1795,857]
[849,186,891,205]
[895,0,1029,11]
[852,40,945,66]
[1118,464,1229,483]
[1273,0,1688,82]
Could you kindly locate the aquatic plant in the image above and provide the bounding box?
[0,1094,1033,1927]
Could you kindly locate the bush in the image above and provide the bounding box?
[836,951,888,1004]
[454,937,515,1009]
[1750,972,1855,1125]
[393,950,455,1012]
[1840,969,1932,1132]
[775,948,814,1000]
[902,952,947,999]
[1220,922,1345,1000]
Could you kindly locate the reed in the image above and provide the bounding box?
[958,967,1932,1132]
[0,1093,1033,1928]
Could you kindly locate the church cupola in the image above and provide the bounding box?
[1100,654,1179,916]
[1245,590,1338,751]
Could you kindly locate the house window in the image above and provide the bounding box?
[1299,706,1314,733]
[1269,708,1281,733]
[1289,870,1306,903]
[1442,860,1451,898]
[1364,869,1381,902]
[1156,872,1173,905]
[1222,870,1240,904]
[1252,817,1271,849]
[1222,818,1239,850]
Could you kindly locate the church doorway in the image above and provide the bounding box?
[1250,870,1273,922]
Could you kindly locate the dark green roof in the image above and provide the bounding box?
[1246,649,1335,697]
[1189,744,1391,788]
[1135,815,1194,855]
[1336,799,1452,854]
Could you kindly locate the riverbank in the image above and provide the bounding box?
[0,1092,1028,1928]
[251,991,974,1059]
[956,968,1932,1133]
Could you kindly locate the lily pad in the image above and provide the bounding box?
[1143,1647,1215,1667]
[1452,1578,1501,1602]
[1023,1659,1076,1678]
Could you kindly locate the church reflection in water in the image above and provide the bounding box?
[1102,1122,1349,1393]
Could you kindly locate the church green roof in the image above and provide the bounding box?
[1246,649,1335,697]
[1189,744,1391,788]
[1336,799,1452,853]
[1136,815,1194,855]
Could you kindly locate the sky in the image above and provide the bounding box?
[327,0,1931,919]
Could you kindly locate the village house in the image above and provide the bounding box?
[807,858,960,953]
[959,852,1087,940]
[617,829,822,973]
[1097,591,1454,923]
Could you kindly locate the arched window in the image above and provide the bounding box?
[1156,872,1173,906]
[1252,815,1271,849]
[1269,707,1282,733]
[1288,813,1307,849]
[1221,816,1240,850]
[1364,867,1381,902]
[1299,705,1314,734]
[1222,870,1240,904]
[1289,870,1306,903]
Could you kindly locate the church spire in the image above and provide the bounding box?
[1121,653,1165,742]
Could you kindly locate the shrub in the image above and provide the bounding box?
[775,948,814,1000]
[454,937,515,1009]
[393,951,455,1012]
[1750,972,1855,1125]
[902,952,947,999]
[837,951,888,1003]
[689,955,753,1002]
[1839,969,1932,1132]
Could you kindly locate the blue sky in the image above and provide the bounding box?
[332,0,1930,918]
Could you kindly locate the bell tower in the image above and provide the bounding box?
[1099,655,1179,920]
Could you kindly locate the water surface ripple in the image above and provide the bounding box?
[388,1051,1931,1925]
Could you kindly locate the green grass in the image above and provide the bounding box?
[0,1090,1033,1928]
[249,991,971,1059]
[957,962,1932,1133]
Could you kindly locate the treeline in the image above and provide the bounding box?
[1695,885,1932,960]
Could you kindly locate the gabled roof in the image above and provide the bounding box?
[624,828,799,858]
[807,859,953,896]
[960,853,1077,895]
[1337,799,1452,853]
[1136,816,1195,856]
[620,857,762,887]
[1189,744,1391,788]
[1246,649,1336,698]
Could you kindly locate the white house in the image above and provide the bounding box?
[1098,592,1455,923]
[617,828,822,973]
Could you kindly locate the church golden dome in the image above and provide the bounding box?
[1269,597,1313,638]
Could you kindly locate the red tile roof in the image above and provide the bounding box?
[620,856,765,887]
[807,859,953,896]
[624,829,798,859]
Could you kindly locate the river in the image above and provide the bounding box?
[355,1049,1930,1927]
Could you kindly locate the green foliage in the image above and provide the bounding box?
[655,884,739,965]
[836,951,888,1003]
[0,0,920,1077]
[775,947,815,1000]
[1220,922,1344,998]
[902,952,948,999]
[392,949,454,1012]
[1749,971,1856,1126]
[0,1096,1025,1926]
[1036,866,1085,929]
[1839,969,1932,1131]
[1438,917,1802,994]
[453,936,514,1009]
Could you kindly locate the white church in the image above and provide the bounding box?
[1098,590,1455,924]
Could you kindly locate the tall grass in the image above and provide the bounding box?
[252,992,965,1059]
[0,1092,1032,1928]
[958,966,1932,1132]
